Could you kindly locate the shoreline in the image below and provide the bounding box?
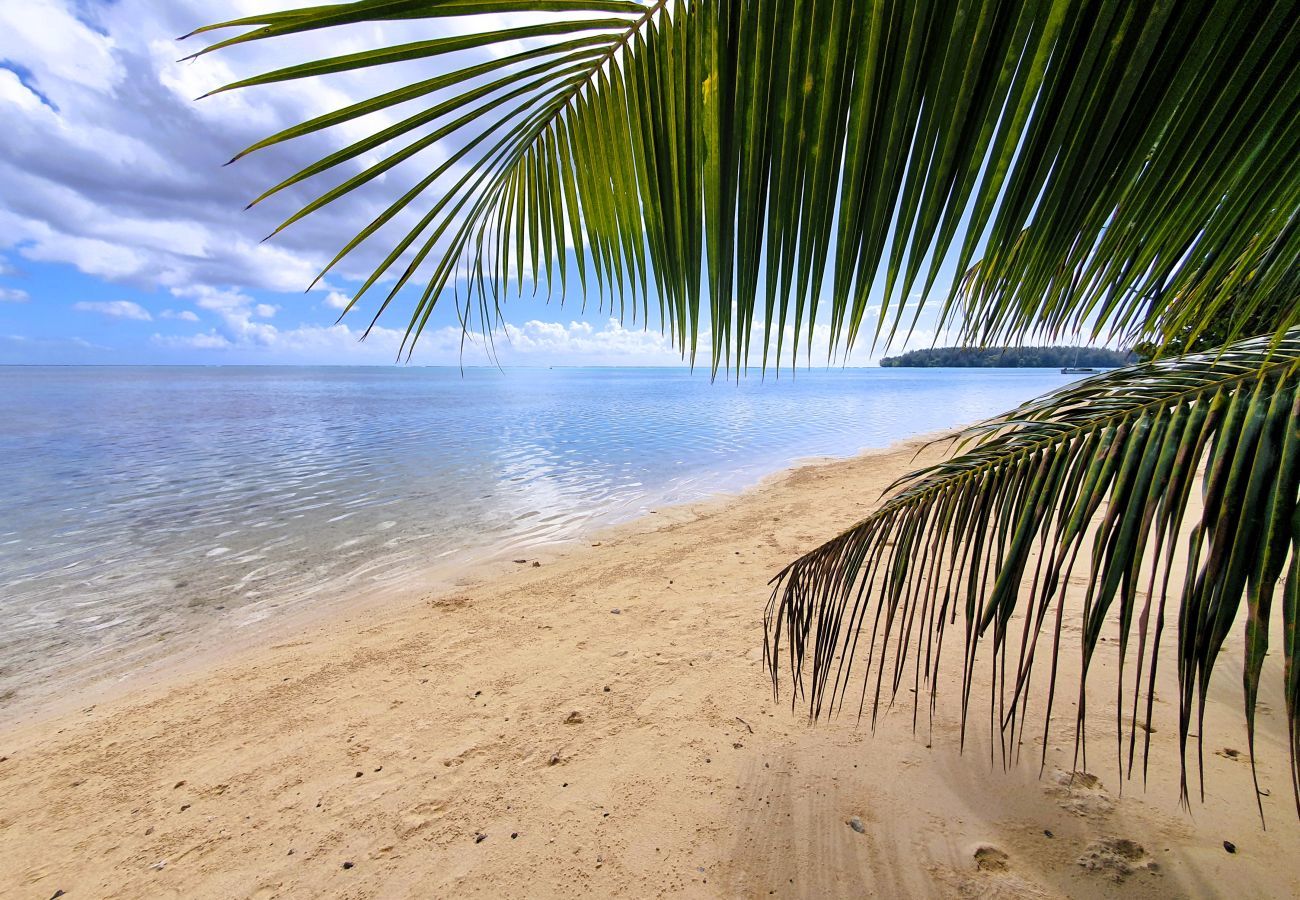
[0,432,955,733]
[2,433,1298,898]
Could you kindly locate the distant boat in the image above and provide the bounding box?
[1061,366,1099,374]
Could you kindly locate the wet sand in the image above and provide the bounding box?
[1,437,1298,898]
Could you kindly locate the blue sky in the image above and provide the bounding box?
[0,1,951,367]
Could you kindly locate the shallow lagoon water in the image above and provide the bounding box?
[0,365,1078,706]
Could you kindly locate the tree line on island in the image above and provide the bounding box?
[879,346,1135,368]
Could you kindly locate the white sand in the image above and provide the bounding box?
[2,437,1298,898]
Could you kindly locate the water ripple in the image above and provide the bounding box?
[0,365,1075,706]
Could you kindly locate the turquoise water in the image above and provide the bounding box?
[0,365,1077,706]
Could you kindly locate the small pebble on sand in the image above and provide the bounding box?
[1224,841,1237,854]
[342,861,354,869]
[848,816,866,834]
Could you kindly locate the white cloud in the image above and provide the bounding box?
[73,299,153,321]
[0,2,963,368]
[501,318,683,364]
[170,284,278,345]
[153,330,231,350]
[0,287,29,303]
[0,3,123,100]
[143,301,950,367]
[153,320,406,362]
[0,0,484,298]
[143,309,681,366]
[156,284,407,360]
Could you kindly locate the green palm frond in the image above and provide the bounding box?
[765,329,1300,816]
[194,0,1300,370]
[1137,227,1300,359]
[196,0,1300,816]
[188,0,668,358]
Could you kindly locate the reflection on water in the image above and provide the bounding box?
[0,365,1076,705]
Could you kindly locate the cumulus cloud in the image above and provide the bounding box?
[150,283,405,362]
[153,331,231,351]
[73,299,153,321]
[153,320,407,362]
[168,285,280,344]
[142,303,945,367]
[3,2,953,368]
[0,0,470,296]
[0,287,29,303]
[500,318,682,364]
[144,312,684,366]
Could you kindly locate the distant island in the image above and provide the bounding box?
[879,346,1134,368]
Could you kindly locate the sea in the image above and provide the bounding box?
[0,365,1078,712]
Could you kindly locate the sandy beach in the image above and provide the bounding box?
[2,436,1299,899]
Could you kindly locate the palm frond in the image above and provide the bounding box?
[190,0,666,358]
[195,0,1300,370]
[765,329,1300,817]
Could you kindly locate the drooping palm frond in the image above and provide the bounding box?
[765,329,1300,815]
[187,0,668,358]
[193,0,1300,370]
[1135,227,1300,360]
[196,0,1300,816]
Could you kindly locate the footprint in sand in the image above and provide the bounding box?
[973,846,1010,872]
[1045,769,1113,819]
[957,845,1055,899]
[1077,838,1159,882]
[428,595,471,611]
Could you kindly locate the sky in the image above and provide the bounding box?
[0,0,950,368]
